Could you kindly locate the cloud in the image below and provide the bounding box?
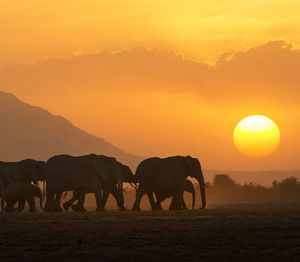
[212,40,300,106]
[0,41,299,107]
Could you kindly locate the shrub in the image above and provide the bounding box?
[213,174,236,190]
[272,176,300,193]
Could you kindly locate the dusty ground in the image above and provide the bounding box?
[0,195,300,261]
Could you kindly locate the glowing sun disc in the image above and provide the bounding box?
[233,115,280,158]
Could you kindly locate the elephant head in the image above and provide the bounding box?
[185,156,206,209]
[25,159,45,185]
[121,164,137,190]
[33,185,44,211]
[93,156,124,190]
[35,161,46,181]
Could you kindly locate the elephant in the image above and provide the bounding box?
[43,154,123,212]
[0,159,45,212]
[3,183,43,213]
[0,159,45,185]
[132,155,206,211]
[153,179,195,210]
[0,170,7,212]
[62,163,137,212]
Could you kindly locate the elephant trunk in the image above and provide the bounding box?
[62,191,68,199]
[42,180,46,202]
[36,189,44,211]
[191,186,195,209]
[39,195,44,211]
[196,176,206,209]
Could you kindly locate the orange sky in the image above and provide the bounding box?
[1,1,300,170]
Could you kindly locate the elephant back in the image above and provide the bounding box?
[135,156,186,192]
[44,154,112,193]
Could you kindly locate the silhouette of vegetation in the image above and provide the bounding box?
[272,176,300,193]
[206,174,300,202]
[213,174,236,189]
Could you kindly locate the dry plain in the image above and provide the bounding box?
[0,192,300,261]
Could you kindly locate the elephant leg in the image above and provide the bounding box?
[45,192,55,212]
[169,189,184,210]
[132,189,144,211]
[71,191,87,212]
[153,193,164,211]
[182,199,187,210]
[156,202,163,210]
[101,190,109,211]
[5,200,16,213]
[147,193,157,211]
[63,191,79,211]
[110,185,126,211]
[17,200,26,213]
[53,191,63,212]
[169,197,176,210]
[77,192,87,211]
[95,190,103,211]
[28,197,37,212]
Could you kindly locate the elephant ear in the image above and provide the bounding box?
[121,165,134,183]
[183,155,194,177]
[29,160,39,185]
[92,159,111,182]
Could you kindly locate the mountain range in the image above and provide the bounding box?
[0,91,142,170]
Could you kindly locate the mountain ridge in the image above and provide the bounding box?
[0,91,142,170]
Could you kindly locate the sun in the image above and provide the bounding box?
[233,115,280,158]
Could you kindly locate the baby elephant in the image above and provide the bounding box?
[4,183,43,213]
[153,179,195,210]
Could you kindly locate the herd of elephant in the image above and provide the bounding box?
[0,154,206,213]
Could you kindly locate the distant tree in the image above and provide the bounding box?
[213,174,236,189]
[272,176,300,193]
[241,182,267,194]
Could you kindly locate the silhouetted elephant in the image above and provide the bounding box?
[43,154,123,212]
[0,170,7,212]
[0,159,45,185]
[62,163,137,212]
[153,179,195,210]
[3,183,43,213]
[133,155,206,210]
[0,159,45,211]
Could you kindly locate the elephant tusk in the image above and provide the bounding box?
[129,183,138,191]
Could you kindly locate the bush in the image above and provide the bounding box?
[213,174,236,189]
[272,177,300,193]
